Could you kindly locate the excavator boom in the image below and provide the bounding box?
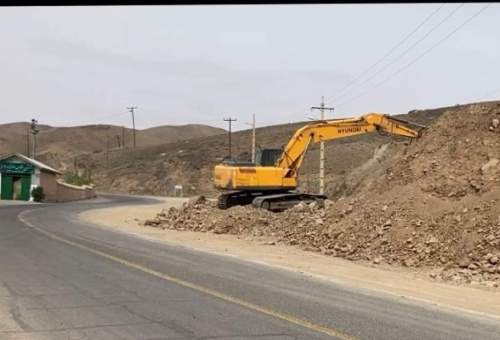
[277,113,422,177]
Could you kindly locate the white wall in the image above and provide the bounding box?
[29,168,41,202]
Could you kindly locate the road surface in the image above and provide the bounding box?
[1,194,499,339]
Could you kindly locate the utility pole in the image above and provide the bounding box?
[127,106,138,148]
[122,126,126,151]
[106,134,109,167]
[223,117,237,159]
[26,127,30,157]
[30,118,39,160]
[251,114,256,163]
[244,114,257,163]
[311,96,334,195]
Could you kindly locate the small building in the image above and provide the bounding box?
[0,153,61,201]
[0,153,95,202]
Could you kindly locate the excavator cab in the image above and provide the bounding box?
[255,148,282,166]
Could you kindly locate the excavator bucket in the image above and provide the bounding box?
[387,115,428,135]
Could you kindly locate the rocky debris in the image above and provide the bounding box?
[481,158,499,175]
[490,118,499,130]
[144,102,500,289]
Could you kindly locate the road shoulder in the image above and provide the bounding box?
[79,198,500,321]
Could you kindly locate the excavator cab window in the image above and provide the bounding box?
[255,148,283,166]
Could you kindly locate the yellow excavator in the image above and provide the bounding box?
[214,113,425,211]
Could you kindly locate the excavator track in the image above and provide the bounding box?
[252,192,327,212]
[217,190,265,210]
[218,190,326,211]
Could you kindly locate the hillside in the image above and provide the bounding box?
[145,100,500,288]
[0,122,225,170]
[88,106,448,196]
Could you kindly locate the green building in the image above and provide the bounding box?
[0,153,61,201]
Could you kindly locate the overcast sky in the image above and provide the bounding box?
[0,4,498,130]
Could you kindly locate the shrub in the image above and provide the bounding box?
[31,186,45,202]
[63,171,91,186]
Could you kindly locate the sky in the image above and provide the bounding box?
[0,4,498,131]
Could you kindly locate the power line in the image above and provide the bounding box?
[477,88,500,102]
[333,3,464,104]
[335,3,490,109]
[329,3,445,103]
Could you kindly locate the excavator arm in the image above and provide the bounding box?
[277,113,423,177]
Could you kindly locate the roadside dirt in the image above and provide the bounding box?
[80,199,500,320]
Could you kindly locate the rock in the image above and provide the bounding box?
[489,255,499,265]
[293,202,307,212]
[492,118,499,128]
[427,236,438,244]
[322,249,334,256]
[324,199,334,209]
[308,201,319,210]
[213,225,231,234]
[188,195,207,206]
[144,218,160,226]
[468,263,478,270]
[480,158,499,174]
[373,256,382,264]
[484,281,498,288]
[403,259,415,267]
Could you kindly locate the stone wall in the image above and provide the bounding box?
[39,171,58,202]
[55,180,96,202]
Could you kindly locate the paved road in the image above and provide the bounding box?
[1,195,499,340]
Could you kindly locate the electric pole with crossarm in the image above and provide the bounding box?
[127,106,138,148]
[223,117,237,159]
[311,96,334,195]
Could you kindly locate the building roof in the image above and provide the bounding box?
[0,153,62,175]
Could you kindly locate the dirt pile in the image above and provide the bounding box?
[145,101,500,288]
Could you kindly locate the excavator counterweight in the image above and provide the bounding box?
[214,113,424,211]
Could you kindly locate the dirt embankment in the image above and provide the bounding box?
[143,101,500,288]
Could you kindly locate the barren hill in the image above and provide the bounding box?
[0,122,225,169]
[88,106,448,196]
